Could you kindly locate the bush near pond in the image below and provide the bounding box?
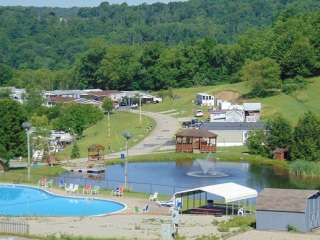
[217,216,255,233]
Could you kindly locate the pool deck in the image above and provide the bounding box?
[1,187,227,239]
[3,188,320,239]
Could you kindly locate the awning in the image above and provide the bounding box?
[174,182,258,203]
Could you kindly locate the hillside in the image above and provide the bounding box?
[1,0,320,69]
[142,77,320,124]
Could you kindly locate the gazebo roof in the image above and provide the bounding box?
[175,182,257,203]
[88,144,105,151]
[176,128,217,138]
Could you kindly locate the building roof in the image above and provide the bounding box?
[197,93,213,97]
[88,90,120,97]
[176,128,217,138]
[201,122,265,131]
[175,182,258,203]
[48,96,74,103]
[243,103,262,111]
[256,188,319,213]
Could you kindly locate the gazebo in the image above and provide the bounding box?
[174,182,258,216]
[176,128,217,153]
[88,144,105,161]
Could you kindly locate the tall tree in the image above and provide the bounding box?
[291,112,320,161]
[241,57,281,97]
[266,115,293,151]
[0,99,27,161]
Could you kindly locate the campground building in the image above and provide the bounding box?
[196,93,215,106]
[256,188,320,232]
[201,122,265,147]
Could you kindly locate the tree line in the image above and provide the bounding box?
[0,0,319,70]
[0,10,319,97]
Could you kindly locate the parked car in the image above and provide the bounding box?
[153,97,162,103]
[182,119,202,128]
[195,110,204,117]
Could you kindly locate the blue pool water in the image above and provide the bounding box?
[0,185,125,217]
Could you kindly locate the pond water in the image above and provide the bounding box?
[61,160,320,195]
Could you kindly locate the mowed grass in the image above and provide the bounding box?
[143,77,320,124]
[142,82,249,117]
[57,111,155,160]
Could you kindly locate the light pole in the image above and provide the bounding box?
[22,122,32,181]
[139,95,142,124]
[122,131,132,189]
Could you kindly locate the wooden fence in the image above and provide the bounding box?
[0,220,29,234]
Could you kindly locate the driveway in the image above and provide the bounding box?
[106,110,180,159]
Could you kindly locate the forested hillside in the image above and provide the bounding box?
[1,0,320,69]
[0,0,320,92]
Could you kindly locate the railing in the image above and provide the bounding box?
[176,143,193,152]
[0,220,29,234]
[58,175,188,196]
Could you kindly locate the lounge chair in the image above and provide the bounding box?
[83,184,92,195]
[149,192,158,201]
[142,204,149,213]
[157,197,182,209]
[71,184,79,194]
[65,183,74,193]
[112,186,124,196]
[92,186,100,195]
[134,204,149,213]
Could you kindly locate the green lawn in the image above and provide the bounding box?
[107,146,288,170]
[57,111,155,160]
[143,77,320,124]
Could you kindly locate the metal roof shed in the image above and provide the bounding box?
[256,188,320,232]
[175,183,257,216]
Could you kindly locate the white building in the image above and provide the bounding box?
[210,109,245,123]
[244,103,262,122]
[196,93,215,106]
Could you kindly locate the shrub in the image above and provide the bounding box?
[217,216,255,232]
[71,143,80,159]
[289,160,320,178]
[282,76,307,94]
[287,224,299,232]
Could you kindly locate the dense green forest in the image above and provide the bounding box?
[0,0,320,91]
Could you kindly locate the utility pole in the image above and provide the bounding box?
[139,95,142,124]
[122,131,132,189]
[22,122,32,181]
[108,111,111,137]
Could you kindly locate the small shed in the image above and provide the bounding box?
[256,188,320,232]
[176,129,217,153]
[88,144,105,161]
[273,148,289,161]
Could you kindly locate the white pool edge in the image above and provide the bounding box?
[0,183,128,217]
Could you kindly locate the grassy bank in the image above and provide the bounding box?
[143,77,320,124]
[106,146,288,169]
[57,111,155,160]
[0,166,65,184]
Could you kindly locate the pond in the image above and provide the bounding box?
[61,159,320,195]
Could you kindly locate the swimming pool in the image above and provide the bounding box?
[0,184,126,217]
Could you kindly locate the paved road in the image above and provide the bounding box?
[106,110,180,159]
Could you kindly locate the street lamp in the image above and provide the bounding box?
[122,131,132,189]
[22,121,32,181]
